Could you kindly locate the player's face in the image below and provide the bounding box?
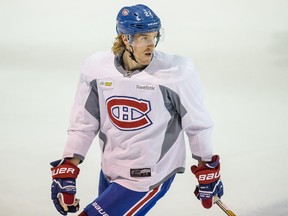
[131,32,159,65]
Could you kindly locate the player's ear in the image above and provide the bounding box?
[121,34,130,46]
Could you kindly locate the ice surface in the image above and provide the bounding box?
[1,0,287,215]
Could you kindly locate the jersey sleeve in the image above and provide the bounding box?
[62,60,100,161]
[177,59,214,162]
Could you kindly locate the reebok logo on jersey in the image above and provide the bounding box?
[106,96,152,131]
[136,84,156,91]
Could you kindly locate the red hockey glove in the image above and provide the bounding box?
[50,159,80,215]
[191,155,224,209]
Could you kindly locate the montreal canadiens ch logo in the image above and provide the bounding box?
[106,96,152,131]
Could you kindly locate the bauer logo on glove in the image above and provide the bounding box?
[198,171,220,182]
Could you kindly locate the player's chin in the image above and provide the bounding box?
[141,52,153,64]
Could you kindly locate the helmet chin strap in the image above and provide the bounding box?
[124,45,139,64]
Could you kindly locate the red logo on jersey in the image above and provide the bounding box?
[106,96,152,131]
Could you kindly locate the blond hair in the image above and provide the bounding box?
[112,35,125,55]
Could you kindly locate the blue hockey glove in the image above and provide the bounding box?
[191,155,224,209]
[50,159,80,215]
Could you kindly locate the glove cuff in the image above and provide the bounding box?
[51,159,80,179]
[191,155,221,184]
[195,164,220,184]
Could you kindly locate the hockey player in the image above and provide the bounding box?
[50,4,224,216]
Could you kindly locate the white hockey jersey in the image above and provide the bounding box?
[63,50,213,191]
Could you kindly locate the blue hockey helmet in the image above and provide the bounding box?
[116,4,161,37]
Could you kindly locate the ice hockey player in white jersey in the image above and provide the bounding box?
[50,4,224,216]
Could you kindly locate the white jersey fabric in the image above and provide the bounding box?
[63,50,213,192]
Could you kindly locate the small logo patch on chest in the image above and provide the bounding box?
[99,80,113,88]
